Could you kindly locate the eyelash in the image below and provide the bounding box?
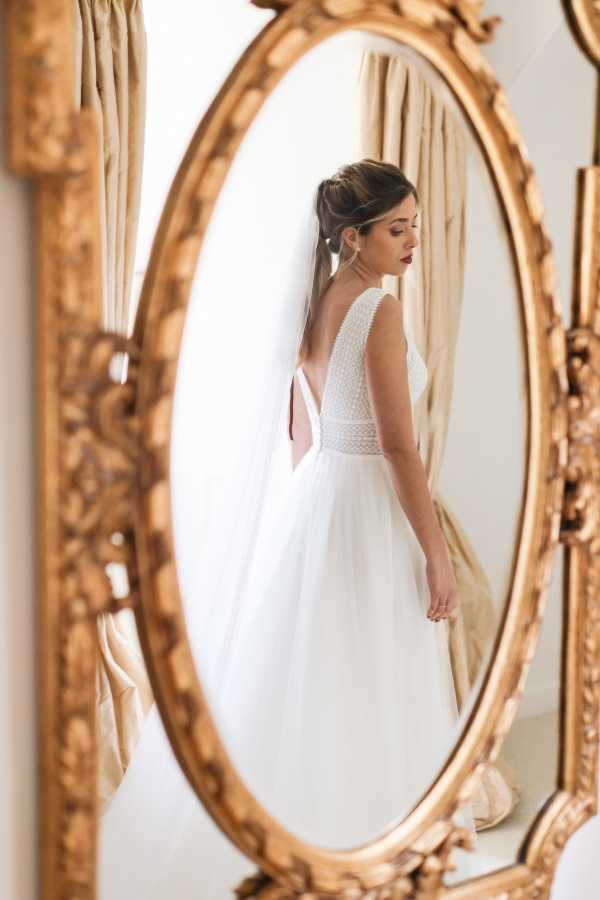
[391,224,419,236]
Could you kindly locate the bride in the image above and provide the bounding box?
[100,158,475,898]
[211,158,465,848]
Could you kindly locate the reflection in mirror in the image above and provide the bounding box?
[169,26,526,855]
[96,5,579,897]
[446,544,563,884]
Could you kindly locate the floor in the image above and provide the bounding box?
[445,708,559,885]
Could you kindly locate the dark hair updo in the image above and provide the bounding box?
[298,158,418,364]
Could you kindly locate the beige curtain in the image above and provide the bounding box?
[359,52,520,830]
[74,0,153,810]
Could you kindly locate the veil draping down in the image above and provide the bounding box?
[100,177,481,898]
[99,186,317,899]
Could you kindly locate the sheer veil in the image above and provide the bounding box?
[173,182,320,709]
[99,182,322,899]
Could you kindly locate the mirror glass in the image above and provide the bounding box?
[97,1,596,895]
[172,28,524,853]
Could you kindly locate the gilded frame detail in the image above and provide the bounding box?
[5,0,600,897]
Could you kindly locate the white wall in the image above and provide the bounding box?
[0,4,37,900]
[131,0,273,308]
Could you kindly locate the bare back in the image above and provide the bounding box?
[290,285,411,467]
[291,284,371,465]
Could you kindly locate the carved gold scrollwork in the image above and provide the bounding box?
[6,0,75,174]
[235,820,475,898]
[34,107,141,896]
[561,328,600,546]
[6,0,140,887]
[429,0,502,43]
[562,0,600,70]
[544,160,600,900]
[61,327,141,616]
[250,0,502,44]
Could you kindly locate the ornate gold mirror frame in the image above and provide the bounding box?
[5,0,600,897]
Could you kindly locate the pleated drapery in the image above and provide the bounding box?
[358,51,520,830]
[74,0,153,811]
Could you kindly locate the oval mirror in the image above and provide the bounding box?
[125,6,566,895]
[170,29,527,852]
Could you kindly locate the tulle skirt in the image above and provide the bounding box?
[212,444,462,849]
[99,444,484,900]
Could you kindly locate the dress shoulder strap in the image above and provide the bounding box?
[360,287,389,352]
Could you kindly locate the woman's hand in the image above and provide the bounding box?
[426,551,458,622]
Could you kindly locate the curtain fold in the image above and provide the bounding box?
[74,0,152,811]
[359,51,520,830]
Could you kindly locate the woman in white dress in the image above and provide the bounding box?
[100,160,475,899]
[212,159,465,849]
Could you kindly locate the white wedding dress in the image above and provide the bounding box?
[211,285,466,848]
[100,285,479,899]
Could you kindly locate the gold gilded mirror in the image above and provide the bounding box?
[6,1,600,897]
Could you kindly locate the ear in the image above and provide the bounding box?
[341,225,360,253]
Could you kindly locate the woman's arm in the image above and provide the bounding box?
[365,294,457,620]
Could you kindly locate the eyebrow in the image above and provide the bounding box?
[389,215,419,224]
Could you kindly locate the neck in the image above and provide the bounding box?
[335,257,383,291]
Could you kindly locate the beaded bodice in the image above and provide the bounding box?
[296,287,428,456]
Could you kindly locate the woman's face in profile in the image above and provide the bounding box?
[356,193,420,277]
